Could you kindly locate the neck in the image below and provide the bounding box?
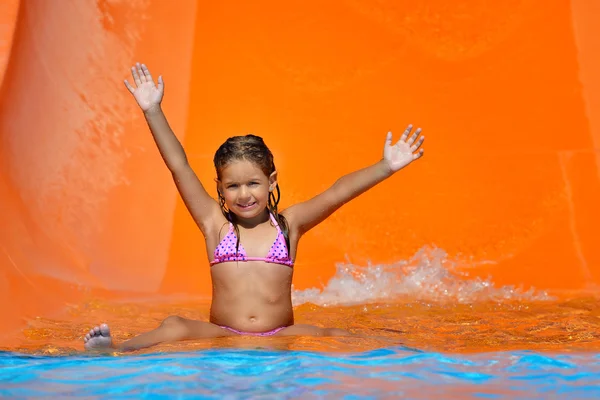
[232,208,270,229]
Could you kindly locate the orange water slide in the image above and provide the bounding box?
[1,0,599,342]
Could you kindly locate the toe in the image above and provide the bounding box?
[99,323,110,337]
[93,326,101,335]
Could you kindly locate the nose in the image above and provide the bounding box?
[238,185,251,200]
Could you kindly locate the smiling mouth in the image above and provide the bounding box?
[237,202,256,209]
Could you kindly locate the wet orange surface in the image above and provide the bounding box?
[4,296,600,355]
[1,1,600,354]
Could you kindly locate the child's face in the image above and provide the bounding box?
[218,159,277,219]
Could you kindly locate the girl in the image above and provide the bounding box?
[84,63,425,352]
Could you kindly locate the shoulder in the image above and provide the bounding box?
[280,206,301,235]
[204,212,232,240]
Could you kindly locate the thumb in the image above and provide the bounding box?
[158,75,164,92]
[384,131,392,148]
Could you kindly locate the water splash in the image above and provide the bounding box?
[292,246,553,307]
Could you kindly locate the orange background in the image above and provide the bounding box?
[1,0,599,341]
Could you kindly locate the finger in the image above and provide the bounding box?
[124,79,135,94]
[413,149,424,160]
[157,75,164,93]
[141,63,154,84]
[131,66,142,86]
[410,135,425,152]
[136,62,146,83]
[407,127,422,146]
[384,131,392,147]
[400,124,412,142]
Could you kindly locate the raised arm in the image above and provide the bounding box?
[124,63,221,234]
[285,125,425,235]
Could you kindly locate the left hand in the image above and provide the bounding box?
[383,124,425,172]
[124,63,164,112]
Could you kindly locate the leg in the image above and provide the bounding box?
[274,324,353,337]
[274,324,404,345]
[84,315,234,352]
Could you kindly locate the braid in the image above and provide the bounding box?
[267,184,290,250]
[217,189,242,254]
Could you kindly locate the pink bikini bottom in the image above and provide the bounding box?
[219,325,287,336]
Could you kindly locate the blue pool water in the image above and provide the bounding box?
[1,347,599,398]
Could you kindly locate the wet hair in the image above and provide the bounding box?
[213,134,290,254]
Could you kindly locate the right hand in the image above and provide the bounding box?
[124,63,164,112]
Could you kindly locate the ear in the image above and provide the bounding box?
[214,178,223,195]
[268,170,278,192]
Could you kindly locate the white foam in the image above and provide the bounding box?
[292,245,553,307]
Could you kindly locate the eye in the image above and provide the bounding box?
[248,182,259,186]
[227,184,238,189]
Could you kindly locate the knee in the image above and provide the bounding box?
[160,315,185,328]
[324,328,352,337]
[158,316,190,340]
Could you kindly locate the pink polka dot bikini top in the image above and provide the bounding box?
[210,213,294,268]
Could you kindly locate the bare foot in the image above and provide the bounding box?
[84,323,114,351]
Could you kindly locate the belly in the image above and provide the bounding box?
[210,294,294,332]
[209,263,294,331]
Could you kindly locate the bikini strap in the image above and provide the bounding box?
[269,212,277,227]
[220,221,235,238]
